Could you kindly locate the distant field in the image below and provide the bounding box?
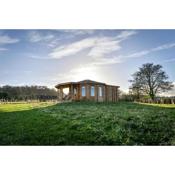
[0,102,175,145]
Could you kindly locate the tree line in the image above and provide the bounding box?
[1,63,174,103]
[0,85,58,101]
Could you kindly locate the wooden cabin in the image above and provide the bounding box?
[55,80,120,102]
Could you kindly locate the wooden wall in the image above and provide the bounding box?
[78,84,118,102]
[105,85,118,102]
[57,83,119,102]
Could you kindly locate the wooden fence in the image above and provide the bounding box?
[138,97,175,104]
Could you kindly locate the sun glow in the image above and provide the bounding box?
[72,65,102,81]
[63,87,69,95]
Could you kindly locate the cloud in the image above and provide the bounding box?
[49,37,97,59]
[125,43,175,58]
[0,34,19,52]
[162,58,175,63]
[88,56,123,66]
[0,48,8,51]
[28,31,55,43]
[125,50,150,58]
[47,30,96,48]
[87,37,121,57]
[49,30,175,67]
[28,55,50,60]
[63,29,95,36]
[49,30,137,59]
[0,35,19,45]
[88,31,137,58]
[47,38,62,48]
[152,43,175,51]
[115,30,137,40]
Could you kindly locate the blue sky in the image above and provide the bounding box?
[0,30,175,95]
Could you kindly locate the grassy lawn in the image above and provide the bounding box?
[0,101,175,145]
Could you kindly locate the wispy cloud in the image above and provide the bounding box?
[63,29,95,36]
[49,36,122,59]
[87,37,121,57]
[0,47,8,51]
[90,57,123,66]
[162,58,175,63]
[28,31,55,43]
[28,55,50,60]
[0,35,19,45]
[49,37,96,59]
[49,30,137,59]
[125,43,175,58]
[47,30,96,48]
[32,30,175,68]
[152,43,175,51]
[115,30,137,40]
[0,34,19,52]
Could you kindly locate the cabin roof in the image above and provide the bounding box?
[78,79,106,85]
[55,82,77,88]
[55,79,119,88]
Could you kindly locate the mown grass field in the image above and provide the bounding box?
[0,101,175,145]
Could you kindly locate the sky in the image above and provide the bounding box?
[0,29,175,95]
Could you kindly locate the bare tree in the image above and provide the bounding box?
[129,63,174,100]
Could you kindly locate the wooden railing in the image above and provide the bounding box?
[62,93,72,101]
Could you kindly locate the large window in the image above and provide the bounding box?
[74,88,77,95]
[91,86,95,96]
[98,86,102,97]
[81,86,86,96]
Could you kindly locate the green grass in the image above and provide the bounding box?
[0,102,54,112]
[0,101,175,145]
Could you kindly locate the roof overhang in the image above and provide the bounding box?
[55,80,120,89]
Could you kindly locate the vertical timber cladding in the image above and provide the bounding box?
[70,84,74,99]
[95,85,98,102]
[105,85,118,102]
[85,84,89,100]
[86,83,91,101]
[73,84,78,101]
[77,84,81,101]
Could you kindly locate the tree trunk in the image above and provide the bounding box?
[149,93,155,101]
